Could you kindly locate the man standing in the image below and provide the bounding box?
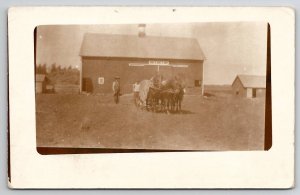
[112,76,120,104]
[133,81,140,107]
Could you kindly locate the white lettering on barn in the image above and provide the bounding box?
[148,60,169,66]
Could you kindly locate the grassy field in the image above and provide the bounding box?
[36,91,266,151]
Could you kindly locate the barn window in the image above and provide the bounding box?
[194,80,200,87]
[98,77,104,85]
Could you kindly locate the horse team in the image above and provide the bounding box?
[144,79,185,113]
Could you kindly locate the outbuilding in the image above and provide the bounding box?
[79,32,206,94]
[232,75,266,98]
[35,74,47,94]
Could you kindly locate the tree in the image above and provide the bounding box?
[36,64,41,73]
[51,63,57,73]
[62,67,66,72]
[57,65,62,72]
[42,64,47,74]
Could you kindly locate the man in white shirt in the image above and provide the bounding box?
[112,77,120,104]
[133,81,140,107]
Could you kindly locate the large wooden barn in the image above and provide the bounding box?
[79,33,205,94]
[232,75,266,98]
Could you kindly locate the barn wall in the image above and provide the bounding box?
[246,88,253,98]
[256,88,266,98]
[81,57,203,94]
[232,77,246,97]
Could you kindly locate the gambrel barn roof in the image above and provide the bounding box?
[233,75,266,89]
[80,33,205,61]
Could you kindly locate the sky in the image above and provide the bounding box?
[36,22,267,85]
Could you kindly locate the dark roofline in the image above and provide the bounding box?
[81,55,204,62]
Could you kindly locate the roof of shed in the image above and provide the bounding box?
[36,74,46,82]
[234,75,266,89]
[80,33,205,61]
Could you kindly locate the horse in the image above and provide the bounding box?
[159,88,176,113]
[138,80,152,109]
[160,77,185,113]
[145,75,185,113]
[146,86,161,112]
[167,79,185,112]
[174,87,185,112]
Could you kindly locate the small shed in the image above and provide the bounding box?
[232,75,266,98]
[35,74,46,93]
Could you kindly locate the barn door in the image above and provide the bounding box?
[253,88,257,98]
[82,78,94,93]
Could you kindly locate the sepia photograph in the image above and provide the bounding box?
[35,22,270,153]
[8,6,295,189]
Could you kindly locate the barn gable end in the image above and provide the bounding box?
[232,76,246,97]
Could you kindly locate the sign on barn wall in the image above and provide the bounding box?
[128,60,189,68]
[148,60,169,65]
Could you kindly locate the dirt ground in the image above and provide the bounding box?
[36,91,266,151]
